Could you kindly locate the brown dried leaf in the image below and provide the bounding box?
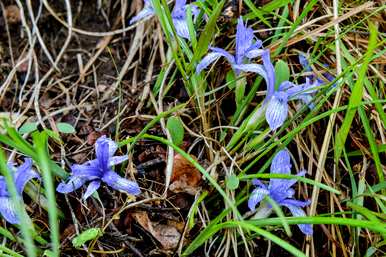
[169,154,202,195]
[132,211,181,250]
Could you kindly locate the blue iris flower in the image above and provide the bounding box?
[57,136,140,199]
[129,0,199,40]
[0,158,40,224]
[197,17,272,77]
[264,79,319,130]
[248,149,313,235]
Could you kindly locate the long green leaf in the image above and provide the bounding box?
[334,22,378,164]
[32,132,60,256]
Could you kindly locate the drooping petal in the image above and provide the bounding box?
[285,79,318,100]
[83,180,101,200]
[231,63,268,83]
[56,175,88,194]
[248,187,269,211]
[265,91,288,130]
[282,203,313,235]
[0,197,18,224]
[71,164,101,178]
[196,47,235,73]
[261,50,275,98]
[281,198,311,208]
[109,155,129,166]
[15,161,40,195]
[0,177,8,197]
[210,47,236,64]
[173,18,190,39]
[102,171,141,195]
[129,1,154,25]
[244,48,265,59]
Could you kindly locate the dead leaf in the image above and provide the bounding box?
[132,211,181,250]
[169,154,202,195]
[5,5,20,24]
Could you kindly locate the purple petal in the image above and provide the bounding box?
[231,63,268,82]
[235,17,254,64]
[248,187,269,211]
[281,199,311,208]
[265,92,288,130]
[129,3,154,25]
[56,175,88,194]
[0,177,8,197]
[102,171,141,195]
[278,81,297,92]
[298,53,311,72]
[282,203,313,235]
[83,180,101,200]
[210,47,236,64]
[269,150,292,189]
[261,50,275,98]
[13,158,39,194]
[95,136,112,170]
[71,164,101,178]
[196,47,235,74]
[270,150,291,175]
[244,48,265,59]
[96,136,118,157]
[174,0,187,10]
[109,155,129,166]
[173,18,191,40]
[0,197,18,224]
[190,5,200,17]
[252,179,266,188]
[286,79,318,100]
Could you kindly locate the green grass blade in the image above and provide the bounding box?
[32,132,60,256]
[334,22,378,166]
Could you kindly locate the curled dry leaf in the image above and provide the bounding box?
[132,211,181,250]
[169,154,202,195]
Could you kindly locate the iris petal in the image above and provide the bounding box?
[95,137,110,171]
[71,164,101,178]
[283,203,313,235]
[235,17,254,64]
[83,180,101,200]
[265,92,289,130]
[129,3,154,25]
[56,176,88,194]
[102,171,141,195]
[173,18,190,39]
[0,197,18,224]
[196,48,235,74]
[248,187,269,211]
[109,156,129,166]
[14,158,40,195]
[232,63,268,83]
